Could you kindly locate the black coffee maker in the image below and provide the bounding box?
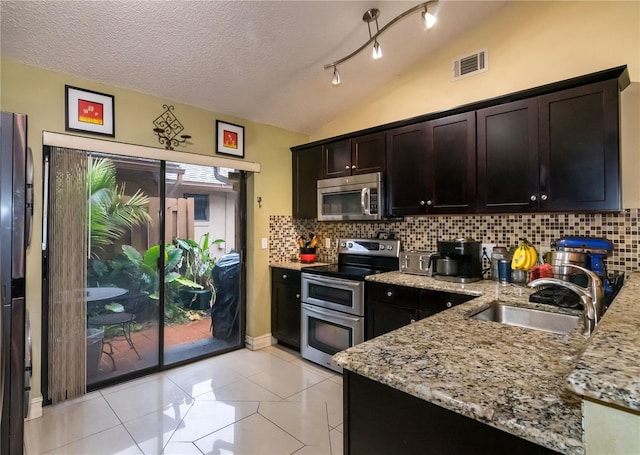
[433,238,482,283]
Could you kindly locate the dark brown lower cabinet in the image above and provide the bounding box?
[270,267,301,350]
[343,371,558,455]
[366,282,420,339]
[366,282,475,339]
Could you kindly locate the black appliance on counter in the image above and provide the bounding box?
[300,238,400,373]
[431,238,482,284]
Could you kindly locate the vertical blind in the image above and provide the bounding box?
[47,147,88,402]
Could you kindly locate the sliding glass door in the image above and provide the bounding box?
[45,149,245,397]
[85,154,162,386]
[162,163,243,366]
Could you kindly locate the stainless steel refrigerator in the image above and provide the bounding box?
[1,112,33,455]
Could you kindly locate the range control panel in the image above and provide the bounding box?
[338,239,401,257]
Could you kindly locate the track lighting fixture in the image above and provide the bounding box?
[324,1,438,85]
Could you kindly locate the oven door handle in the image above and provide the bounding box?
[302,273,363,291]
[302,303,363,324]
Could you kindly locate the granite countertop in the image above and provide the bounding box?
[365,270,533,299]
[566,272,640,411]
[334,272,589,454]
[270,260,329,271]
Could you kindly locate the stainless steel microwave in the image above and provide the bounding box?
[317,172,384,221]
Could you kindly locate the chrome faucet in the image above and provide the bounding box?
[528,264,604,336]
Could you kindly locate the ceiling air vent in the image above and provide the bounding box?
[452,49,488,80]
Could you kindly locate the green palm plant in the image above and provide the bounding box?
[89,158,152,258]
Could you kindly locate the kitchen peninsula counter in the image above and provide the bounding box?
[565,272,640,411]
[335,272,590,454]
[269,260,329,271]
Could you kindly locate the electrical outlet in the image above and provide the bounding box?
[261,238,268,249]
[325,238,332,249]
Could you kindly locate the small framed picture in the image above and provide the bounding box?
[65,85,115,137]
[216,120,244,158]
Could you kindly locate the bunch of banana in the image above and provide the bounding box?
[511,239,538,270]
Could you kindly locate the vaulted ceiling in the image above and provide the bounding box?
[1,1,507,134]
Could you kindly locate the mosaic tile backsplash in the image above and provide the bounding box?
[269,209,640,274]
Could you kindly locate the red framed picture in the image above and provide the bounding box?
[216,120,244,158]
[65,85,115,137]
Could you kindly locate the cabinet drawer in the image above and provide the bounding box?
[367,282,420,308]
[271,268,301,285]
[419,290,475,318]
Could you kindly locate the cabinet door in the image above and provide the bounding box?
[477,99,539,213]
[426,112,477,213]
[292,147,323,219]
[366,282,420,339]
[538,80,621,212]
[352,132,385,175]
[386,123,429,215]
[271,269,301,349]
[322,139,352,178]
[366,300,419,340]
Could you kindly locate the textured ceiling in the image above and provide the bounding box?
[1,1,506,134]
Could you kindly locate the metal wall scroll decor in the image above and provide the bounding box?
[152,104,192,150]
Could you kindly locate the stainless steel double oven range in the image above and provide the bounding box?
[301,238,400,373]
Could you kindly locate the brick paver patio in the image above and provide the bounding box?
[89,316,231,384]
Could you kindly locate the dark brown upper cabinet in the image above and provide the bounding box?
[537,79,620,212]
[322,133,385,178]
[477,99,540,213]
[322,139,352,178]
[426,112,477,214]
[386,123,429,215]
[386,112,476,216]
[292,146,322,219]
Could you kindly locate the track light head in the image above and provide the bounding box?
[331,67,341,86]
[372,40,382,60]
[422,9,437,29]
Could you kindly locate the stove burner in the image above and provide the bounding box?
[529,285,583,310]
[302,238,401,281]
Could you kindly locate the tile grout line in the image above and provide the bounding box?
[256,402,312,454]
[188,410,261,448]
[35,395,125,454]
[100,390,147,454]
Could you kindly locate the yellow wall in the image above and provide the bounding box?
[311,1,640,206]
[0,59,308,401]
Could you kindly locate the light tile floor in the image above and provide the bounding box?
[25,345,344,455]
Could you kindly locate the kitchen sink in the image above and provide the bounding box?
[469,301,580,335]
